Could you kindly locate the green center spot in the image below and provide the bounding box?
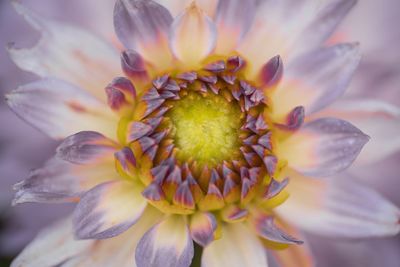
[168,92,242,166]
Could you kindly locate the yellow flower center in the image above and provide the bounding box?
[167,92,242,167]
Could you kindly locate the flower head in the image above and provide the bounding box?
[6,0,400,266]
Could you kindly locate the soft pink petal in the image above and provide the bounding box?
[276,172,400,238]
[277,118,369,177]
[169,2,217,67]
[214,0,256,54]
[155,0,217,17]
[135,215,194,267]
[114,0,173,69]
[6,78,118,140]
[271,43,361,119]
[202,223,268,267]
[73,180,147,239]
[315,99,400,164]
[9,1,120,102]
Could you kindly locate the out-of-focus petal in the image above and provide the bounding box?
[73,180,147,239]
[269,239,314,267]
[277,118,369,177]
[202,223,268,267]
[11,218,92,267]
[6,78,118,140]
[114,0,173,69]
[155,0,217,17]
[293,0,358,57]
[135,215,194,267]
[169,2,217,67]
[13,156,117,205]
[9,1,120,102]
[276,172,400,238]
[315,99,400,164]
[271,43,361,119]
[214,0,256,54]
[189,212,217,247]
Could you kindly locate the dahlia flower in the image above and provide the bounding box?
[5,0,400,266]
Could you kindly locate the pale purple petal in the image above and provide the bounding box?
[6,78,118,140]
[135,215,194,267]
[9,1,120,102]
[73,180,147,239]
[56,131,117,165]
[272,43,361,118]
[279,118,369,177]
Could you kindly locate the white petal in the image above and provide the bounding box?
[276,172,400,238]
[271,43,361,119]
[277,117,369,177]
[316,99,400,164]
[11,218,92,267]
[135,215,194,267]
[73,180,147,239]
[214,0,256,54]
[169,2,217,67]
[202,223,268,267]
[6,78,118,140]
[9,1,120,102]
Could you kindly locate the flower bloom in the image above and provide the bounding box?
[6,0,400,267]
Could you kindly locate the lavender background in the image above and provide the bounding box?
[0,0,399,266]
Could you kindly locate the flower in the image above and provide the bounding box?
[5,0,400,267]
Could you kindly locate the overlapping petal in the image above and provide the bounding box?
[214,0,256,54]
[202,223,268,267]
[114,0,173,69]
[276,172,400,238]
[315,99,400,164]
[8,1,120,102]
[169,2,217,67]
[73,180,147,239]
[11,219,92,267]
[135,215,194,267]
[6,78,118,140]
[277,118,369,177]
[271,43,361,119]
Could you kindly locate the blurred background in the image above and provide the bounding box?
[0,0,399,266]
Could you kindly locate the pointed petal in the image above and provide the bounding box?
[73,180,147,239]
[253,216,303,245]
[316,99,400,164]
[9,2,120,102]
[11,218,92,267]
[189,212,217,247]
[214,0,256,54]
[276,172,400,238]
[169,2,217,66]
[135,215,194,267]
[6,78,118,140]
[202,223,268,267]
[13,156,117,205]
[56,131,117,165]
[155,0,218,17]
[272,43,361,118]
[278,118,369,177]
[114,0,173,67]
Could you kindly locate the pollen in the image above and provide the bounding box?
[168,92,242,166]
